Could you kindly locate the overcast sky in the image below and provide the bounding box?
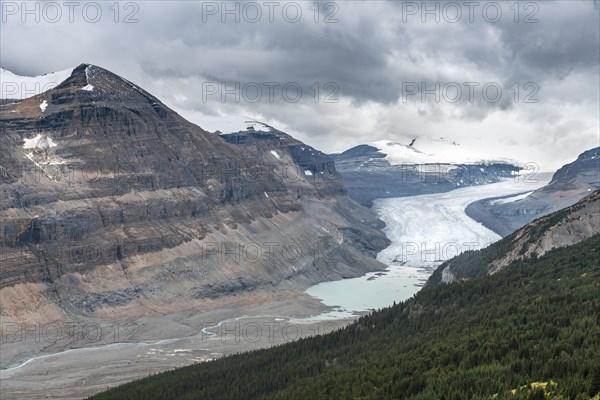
[1,0,598,170]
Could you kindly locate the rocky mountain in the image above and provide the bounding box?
[213,117,346,200]
[466,147,600,236]
[428,189,600,285]
[0,65,389,342]
[197,116,390,257]
[331,140,521,207]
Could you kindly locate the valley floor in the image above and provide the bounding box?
[1,290,359,399]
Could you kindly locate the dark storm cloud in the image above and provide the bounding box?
[494,3,600,80]
[0,0,598,168]
[2,1,596,104]
[133,2,401,104]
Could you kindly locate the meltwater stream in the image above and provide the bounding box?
[305,178,549,316]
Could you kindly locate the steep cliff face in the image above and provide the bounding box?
[0,64,388,329]
[221,124,346,199]
[466,147,600,236]
[428,190,600,285]
[220,125,390,258]
[486,191,600,274]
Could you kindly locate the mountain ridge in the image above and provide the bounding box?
[428,189,600,285]
[331,141,521,207]
[465,146,600,237]
[0,64,389,367]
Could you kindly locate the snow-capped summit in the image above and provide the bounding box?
[0,66,75,100]
[370,140,433,164]
[332,138,522,206]
[369,137,516,165]
[198,115,272,135]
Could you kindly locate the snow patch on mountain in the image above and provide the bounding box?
[198,115,272,134]
[490,191,534,205]
[1,67,74,99]
[22,134,63,181]
[23,134,57,150]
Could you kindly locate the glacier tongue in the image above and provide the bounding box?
[374,179,549,271]
[306,178,549,316]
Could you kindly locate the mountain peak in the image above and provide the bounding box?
[57,64,143,94]
[1,64,174,126]
[34,63,165,109]
[71,63,91,74]
[0,63,159,104]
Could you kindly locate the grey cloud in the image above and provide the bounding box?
[0,0,597,169]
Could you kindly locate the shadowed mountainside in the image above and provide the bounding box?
[466,147,600,237]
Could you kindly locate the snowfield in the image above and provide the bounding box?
[370,138,519,166]
[1,67,74,99]
[490,191,534,205]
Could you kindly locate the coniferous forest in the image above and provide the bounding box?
[90,234,600,400]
